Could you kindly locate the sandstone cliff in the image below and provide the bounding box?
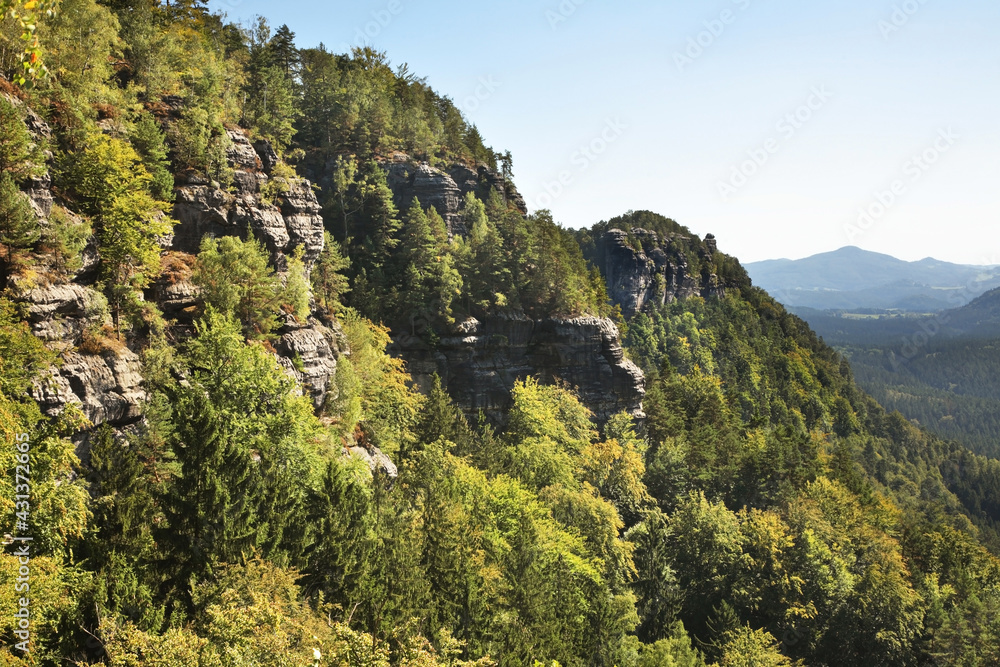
[11,116,343,429]
[392,314,644,424]
[589,227,729,318]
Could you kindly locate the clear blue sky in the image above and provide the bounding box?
[208,0,1000,265]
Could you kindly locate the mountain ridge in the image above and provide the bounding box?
[746,245,1000,310]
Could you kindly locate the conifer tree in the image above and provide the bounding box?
[303,459,374,608]
[268,24,300,77]
[414,374,473,455]
[0,173,38,267]
[130,111,174,201]
[399,198,462,331]
[311,231,351,312]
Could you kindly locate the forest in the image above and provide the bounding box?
[2,1,1000,665]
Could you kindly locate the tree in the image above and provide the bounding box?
[398,198,463,332]
[0,0,59,84]
[130,111,174,201]
[192,234,283,338]
[67,133,171,334]
[241,17,299,153]
[455,192,510,313]
[268,24,300,77]
[414,374,474,458]
[311,231,351,313]
[0,173,38,267]
[160,310,318,589]
[717,626,797,667]
[303,458,374,609]
[0,96,43,179]
[282,245,310,322]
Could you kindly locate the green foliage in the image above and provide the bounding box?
[311,230,350,312]
[0,94,43,179]
[158,309,320,589]
[0,171,37,267]
[398,198,463,331]
[283,245,311,322]
[297,46,490,164]
[717,626,797,667]
[240,18,300,154]
[0,0,59,85]
[38,204,92,274]
[33,0,127,134]
[192,234,284,338]
[130,111,174,201]
[65,132,172,331]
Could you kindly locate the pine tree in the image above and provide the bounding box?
[268,24,300,77]
[0,173,38,267]
[130,111,174,202]
[0,96,42,180]
[414,374,473,456]
[311,231,351,312]
[303,459,374,608]
[164,382,256,583]
[398,198,462,332]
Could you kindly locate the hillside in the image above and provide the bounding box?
[797,289,1000,460]
[746,246,1000,311]
[2,4,1000,667]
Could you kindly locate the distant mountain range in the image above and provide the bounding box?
[746,246,1000,311]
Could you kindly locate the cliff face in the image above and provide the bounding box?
[13,117,344,428]
[11,102,645,433]
[392,314,645,424]
[593,228,726,317]
[377,156,644,424]
[172,130,325,269]
[381,156,527,238]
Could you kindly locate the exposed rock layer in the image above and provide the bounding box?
[392,314,645,424]
[595,228,725,317]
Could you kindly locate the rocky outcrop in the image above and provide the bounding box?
[3,92,54,220]
[31,348,146,426]
[384,160,465,235]
[275,318,347,410]
[345,444,398,480]
[595,228,725,317]
[393,314,644,424]
[171,131,325,269]
[380,156,527,238]
[20,283,106,344]
[447,163,526,215]
[15,281,145,426]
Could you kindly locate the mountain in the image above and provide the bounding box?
[5,5,1000,666]
[746,246,1000,311]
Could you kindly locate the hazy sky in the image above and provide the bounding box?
[207,0,1000,265]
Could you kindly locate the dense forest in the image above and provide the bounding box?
[2,1,1000,666]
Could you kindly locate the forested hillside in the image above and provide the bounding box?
[2,2,1000,666]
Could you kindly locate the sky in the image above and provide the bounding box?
[207,0,1000,265]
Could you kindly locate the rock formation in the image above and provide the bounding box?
[14,123,343,432]
[392,314,644,424]
[593,228,726,317]
[382,156,527,238]
[171,131,325,269]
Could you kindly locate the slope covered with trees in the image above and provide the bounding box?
[1,2,1000,666]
